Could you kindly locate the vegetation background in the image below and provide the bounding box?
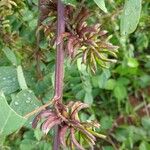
[0,0,150,149]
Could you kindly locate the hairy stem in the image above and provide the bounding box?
[53,0,65,150]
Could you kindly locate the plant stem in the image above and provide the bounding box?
[54,0,65,100]
[53,0,65,150]
[24,0,65,119]
[35,0,43,80]
[24,1,65,149]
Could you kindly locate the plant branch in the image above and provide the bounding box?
[23,0,65,120]
[53,0,65,150]
[54,0,65,101]
[24,1,65,149]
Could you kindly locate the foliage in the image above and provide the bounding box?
[0,0,150,150]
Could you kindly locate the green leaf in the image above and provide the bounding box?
[91,76,99,88]
[29,19,37,30]
[127,58,139,68]
[113,84,127,100]
[84,92,93,105]
[2,47,18,66]
[94,0,108,13]
[139,141,150,150]
[39,141,53,150]
[20,139,37,150]
[114,128,129,142]
[141,117,150,130]
[100,116,113,130]
[17,65,28,90]
[75,89,85,100]
[10,89,40,116]
[23,130,35,140]
[117,77,130,85]
[22,9,34,21]
[0,66,19,94]
[98,69,111,88]
[34,128,43,141]
[120,0,142,35]
[102,146,114,150]
[61,0,77,6]
[77,58,88,75]
[83,77,92,93]
[104,79,116,90]
[38,141,52,150]
[103,146,114,150]
[10,89,41,127]
[0,91,26,136]
[139,74,150,88]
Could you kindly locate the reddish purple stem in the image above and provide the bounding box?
[53,0,65,150]
[54,0,65,100]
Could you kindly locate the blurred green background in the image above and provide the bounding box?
[0,0,150,149]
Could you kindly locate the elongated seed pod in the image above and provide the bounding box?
[71,103,89,119]
[59,125,69,147]
[71,121,96,142]
[41,116,60,134]
[66,36,77,57]
[32,110,55,128]
[70,128,85,150]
